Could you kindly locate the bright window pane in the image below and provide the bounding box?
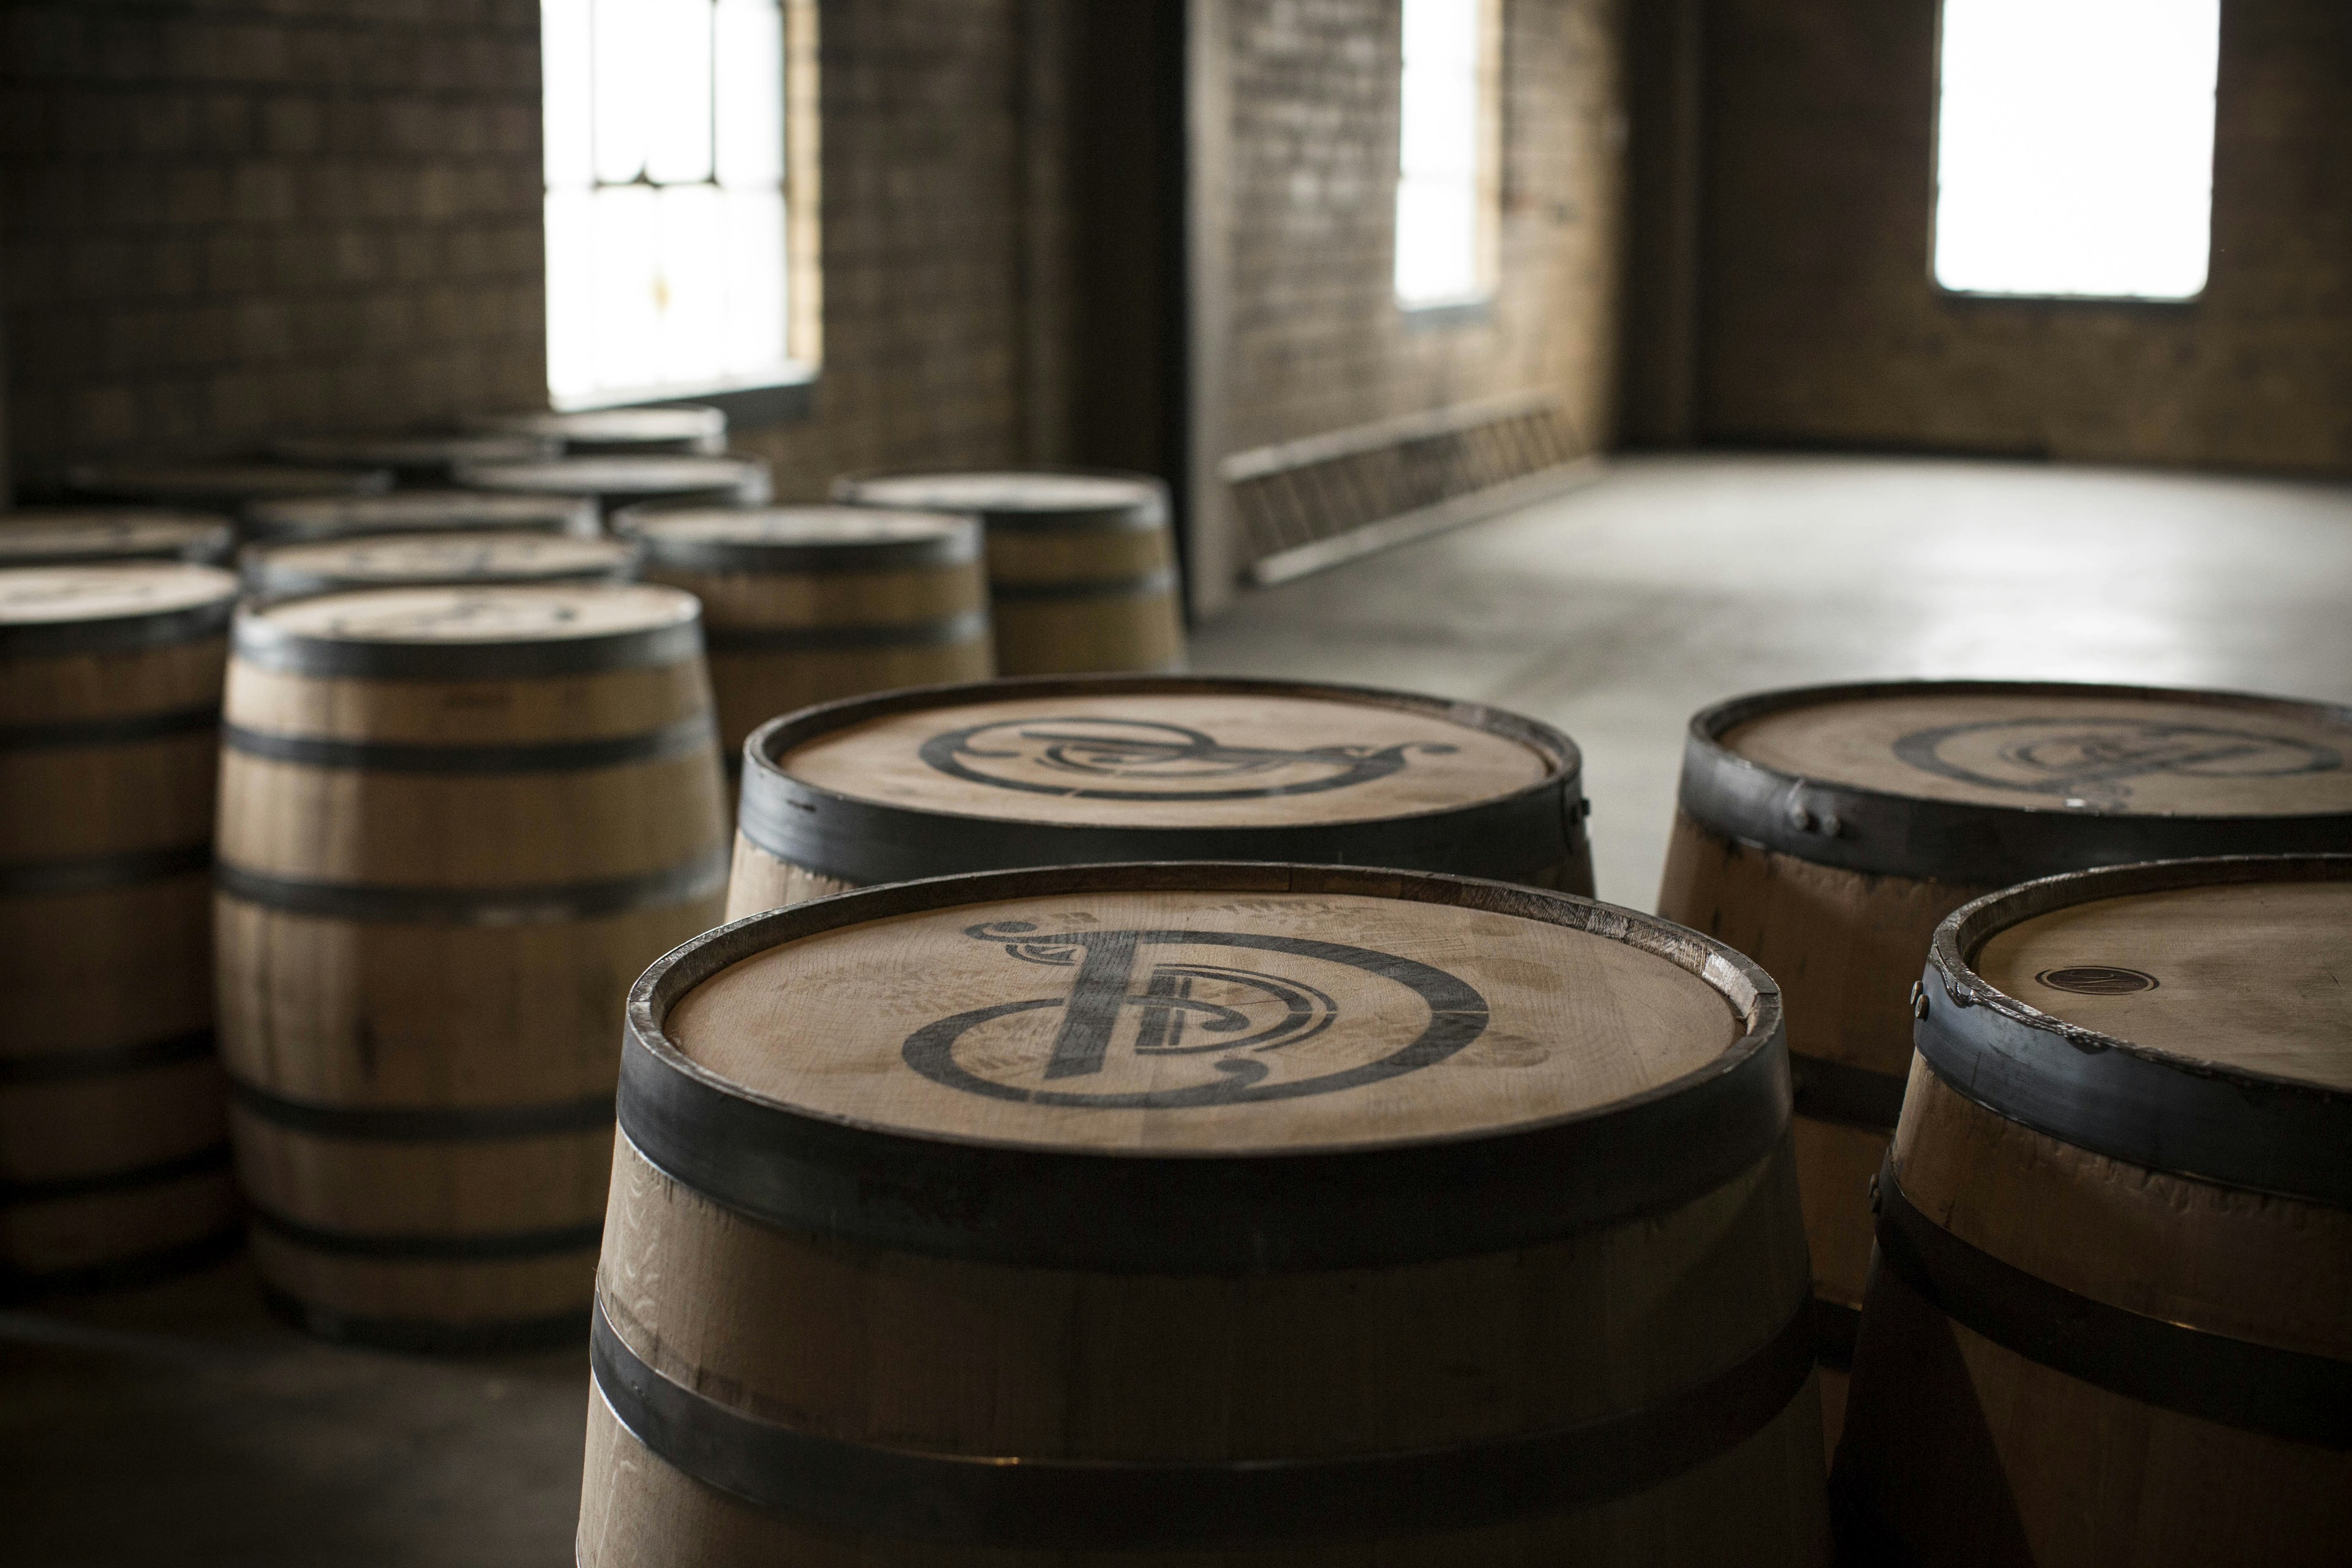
[1934,0,2219,300]
[1395,0,1489,308]
[544,0,794,405]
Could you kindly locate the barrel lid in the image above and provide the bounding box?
[454,454,771,504]
[243,530,643,598]
[835,469,1165,531]
[0,562,239,657]
[66,460,394,507]
[465,405,727,451]
[232,581,703,679]
[245,489,601,542]
[1678,680,2352,884]
[0,508,235,567]
[616,503,980,572]
[623,864,1784,1270]
[1921,856,2352,1205]
[738,676,1586,886]
[268,431,558,472]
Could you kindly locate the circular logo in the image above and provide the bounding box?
[916,715,1459,801]
[902,921,1490,1108]
[1891,717,2341,807]
[2035,966,2160,997]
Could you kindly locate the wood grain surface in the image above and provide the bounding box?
[0,510,231,564]
[1973,880,2352,1088]
[247,531,636,595]
[254,582,697,647]
[0,562,238,627]
[1722,689,2352,814]
[779,691,1554,827]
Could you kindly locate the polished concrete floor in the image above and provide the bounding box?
[7,453,2350,1565]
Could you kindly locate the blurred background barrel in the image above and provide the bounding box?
[246,490,600,545]
[729,674,1591,914]
[1835,856,2352,1567]
[464,407,727,456]
[1,564,243,1295]
[213,583,729,1348]
[268,432,559,485]
[243,530,641,602]
[455,454,771,522]
[1656,679,2352,1453]
[582,864,1823,1566]
[833,469,1185,675]
[618,503,992,775]
[0,508,235,568]
[66,461,394,514]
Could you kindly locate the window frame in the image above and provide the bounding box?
[1925,0,2219,309]
[541,0,823,420]
[1392,0,1504,317]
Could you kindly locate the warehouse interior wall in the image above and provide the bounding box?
[1623,0,2352,474]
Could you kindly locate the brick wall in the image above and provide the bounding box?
[730,0,1039,498]
[1219,0,1626,457]
[0,1,548,494]
[1694,0,2352,475]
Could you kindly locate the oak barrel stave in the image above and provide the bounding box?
[1656,679,2352,1454]
[214,584,729,1345]
[833,469,1186,676]
[725,674,1594,919]
[580,862,1827,1564]
[0,565,244,1292]
[1833,856,2352,1567]
[616,503,994,772]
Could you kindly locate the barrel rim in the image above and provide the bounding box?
[239,529,644,601]
[64,460,396,507]
[614,501,983,573]
[227,582,706,679]
[736,673,1588,886]
[1678,679,2352,885]
[451,453,771,504]
[463,405,727,443]
[266,430,560,472]
[832,464,1169,532]
[619,862,1787,1272]
[1920,853,2352,1205]
[244,488,603,541]
[0,508,236,567]
[0,565,239,658]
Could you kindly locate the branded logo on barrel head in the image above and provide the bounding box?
[916,716,1460,801]
[1890,716,2341,806]
[2036,965,2159,997]
[902,921,1490,1107]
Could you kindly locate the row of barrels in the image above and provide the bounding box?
[4,534,2344,1563]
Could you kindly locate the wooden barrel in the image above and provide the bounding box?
[214,583,731,1348]
[269,431,559,483]
[243,530,642,602]
[456,454,772,521]
[0,508,235,568]
[581,863,1826,1565]
[833,469,1185,676]
[0,564,243,1294]
[244,489,600,545]
[66,461,393,512]
[617,503,993,771]
[466,406,728,456]
[1654,680,2352,1450]
[1833,856,2352,1567]
[727,675,1594,917]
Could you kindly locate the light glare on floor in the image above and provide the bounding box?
[1934,0,2220,300]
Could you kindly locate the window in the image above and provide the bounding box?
[542,0,813,409]
[1394,0,1501,311]
[1933,0,2220,300]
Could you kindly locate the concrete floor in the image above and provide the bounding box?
[6,453,2349,1566]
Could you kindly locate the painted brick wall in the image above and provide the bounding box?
[0,1,549,493]
[1219,0,1626,456]
[1695,0,2352,475]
